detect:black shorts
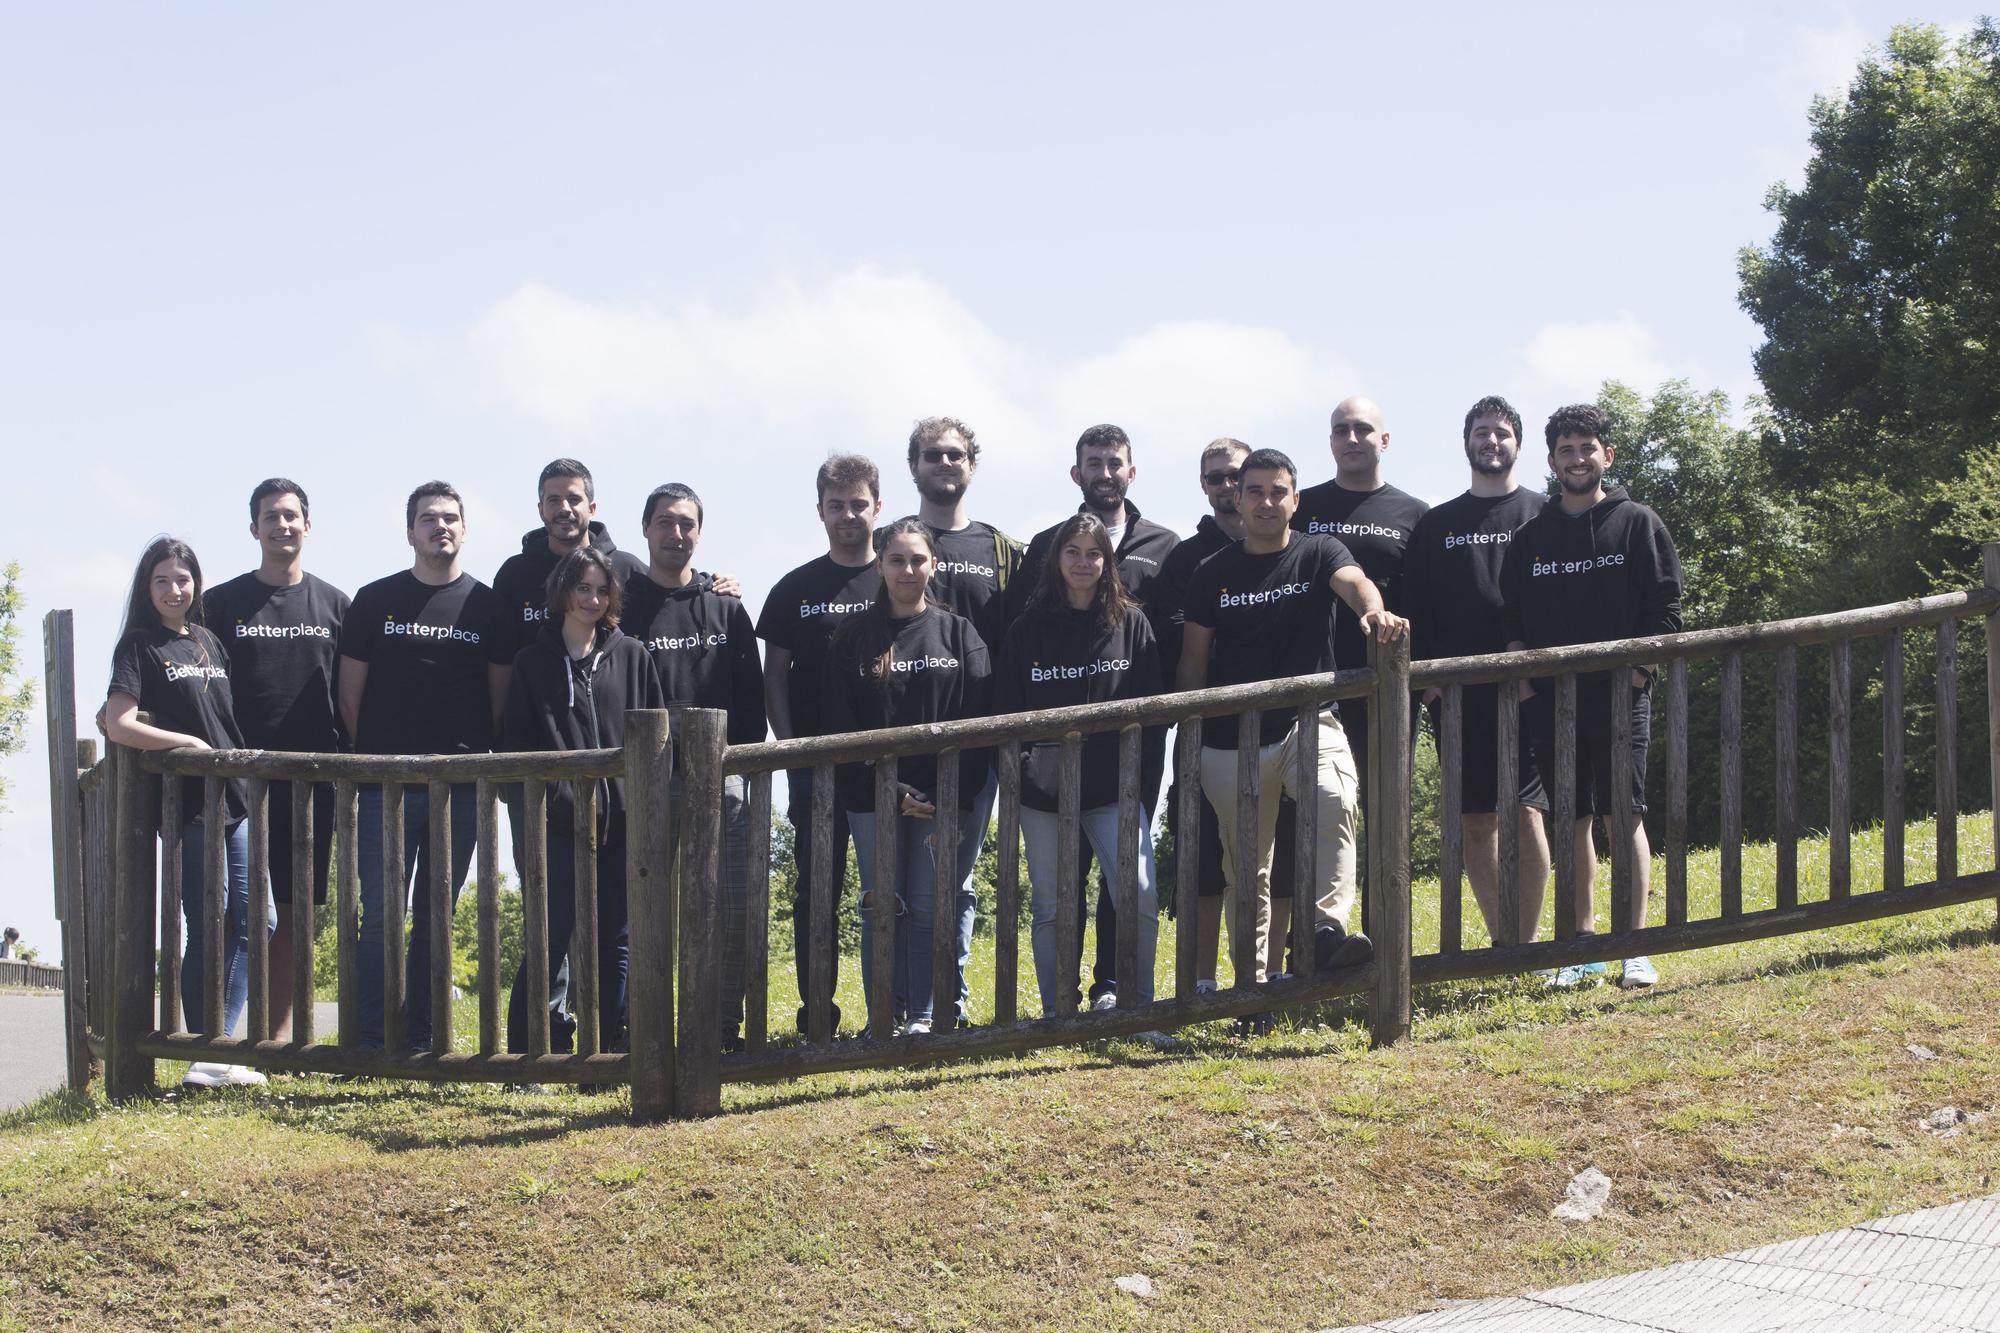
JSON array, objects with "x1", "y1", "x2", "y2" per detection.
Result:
[
  {"x1": 267, "y1": 779, "x2": 335, "y2": 906},
  {"x1": 1425, "y1": 683, "x2": 1550, "y2": 815},
  {"x1": 1167, "y1": 783, "x2": 1297, "y2": 901},
  {"x1": 1523, "y1": 677, "x2": 1651, "y2": 819}
]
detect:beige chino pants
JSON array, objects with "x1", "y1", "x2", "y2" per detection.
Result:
[{"x1": 1198, "y1": 707, "x2": 1360, "y2": 982}]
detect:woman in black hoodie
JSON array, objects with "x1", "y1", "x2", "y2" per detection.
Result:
[
  {"x1": 502, "y1": 546, "x2": 665, "y2": 1055},
  {"x1": 995, "y1": 512, "x2": 1166, "y2": 1016},
  {"x1": 823, "y1": 518, "x2": 991, "y2": 1035}
]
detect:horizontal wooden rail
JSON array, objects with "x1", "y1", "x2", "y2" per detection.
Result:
[
  {"x1": 725, "y1": 666, "x2": 1379, "y2": 775},
  {"x1": 722, "y1": 965, "x2": 1376, "y2": 1083},
  {"x1": 142, "y1": 747, "x2": 623, "y2": 784},
  {"x1": 1410, "y1": 588, "x2": 1999, "y2": 689},
  {"x1": 1412, "y1": 871, "x2": 2000, "y2": 985},
  {"x1": 135, "y1": 1033, "x2": 630, "y2": 1084}
]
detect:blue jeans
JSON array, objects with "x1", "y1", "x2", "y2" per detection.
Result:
[
  {"x1": 357, "y1": 782, "x2": 478, "y2": 1050},
  {"x1": 848, "y1": 774, "x2": 992, "y2": 1027},
  {"x1": 508, "y1": 817, "x2": 629, "y2": 1054},
  {"x1": 1021, "y1": 804, "x2": 1158, "y2": 1016},
  {"x1": 176, "y1": 818, "x2": 273, "y2": 1037}
]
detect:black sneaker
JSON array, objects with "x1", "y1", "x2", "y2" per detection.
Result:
[
  {"x1": 721, "y1": 1032, "x2": 745, "y2": 1055},
  {"x1": 794, "y1": 1003, "x2": 843, "y2": 1035},
  {"x1": 1315, "y1": 923, "x2": 1374, "y2": 972},
  {"x1": 1234, "y1": 1011, "x2": 1274, "y2": 1037}
]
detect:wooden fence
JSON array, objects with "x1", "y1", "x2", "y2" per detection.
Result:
[{"x1": 41, "y1": 547, "x2": 2000, "y2": 1121}]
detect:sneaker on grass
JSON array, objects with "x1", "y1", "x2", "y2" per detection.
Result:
[
  {"x1": 1547, "y1": 961, "x2": 1608, "y2": 989},
  {"x1": 1619, "y1": 956, "x2": 1658, "y2": 988},
  {"x1": 903, "y1": 1018, "x2": 932, "y2": 1037},
  {"x1": 1091, "y1": 991, "x2": 1119, "y2": 1012}
]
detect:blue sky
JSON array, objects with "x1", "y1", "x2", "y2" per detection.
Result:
[{"x1": 0, "y1": 3, "x2": 1970, "y2": 960}]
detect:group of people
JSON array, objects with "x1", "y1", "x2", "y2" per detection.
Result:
[{"x1": 102, "y1": 392, "x2": 1683, "y2": 1086}]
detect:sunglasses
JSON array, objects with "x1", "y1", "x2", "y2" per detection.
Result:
[
  {"x1": 921, "y1": 448, "x2": 969, "y2": 464},
  {"x1": 1202, "y1": 468, "x2": 1241, "y2": 487}
]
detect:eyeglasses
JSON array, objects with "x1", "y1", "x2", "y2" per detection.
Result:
[
  {"x1": 921, "y1": 448, "x2": 969, "y2": 464},
  {"x1": 1202, "y1": 469, "x2": 1241, "y2": 487}
]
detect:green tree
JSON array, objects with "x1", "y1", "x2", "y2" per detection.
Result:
[
  {"x1": 0, "y1": 562, "x2": 35, "y2": 813},
  {"x1": 1738, "y1": 21, "x2": 2000, "y2": 606}
]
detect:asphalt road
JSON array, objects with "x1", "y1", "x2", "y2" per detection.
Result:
[{"x1": 0, "y1": 992, "x2": 340, "y2": 1110}]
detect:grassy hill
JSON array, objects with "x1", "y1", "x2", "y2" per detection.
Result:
[{"x1": 2, "y1": 818, "x2": 1995, "y2": 1330}]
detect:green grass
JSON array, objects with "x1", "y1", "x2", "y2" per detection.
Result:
[{"x1": 4, "y1": 814, "x2": 1995, "y2": 1330}]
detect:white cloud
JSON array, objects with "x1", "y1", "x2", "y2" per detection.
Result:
[
  {"x1": 385, "y1": 264, "x2": 1355, "y2": 536},
  {"x1": 1523, "y1": 312, "x2": 1674, "y2": 400}
]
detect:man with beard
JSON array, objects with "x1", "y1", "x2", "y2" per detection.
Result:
[
  {"x1": 883, "y1": 416, "x2": 1025, "y2": 654},
  {"x1": 493, "y1": 459, "x2": 647, "y2": 655},
  {"x1": 1014, "y1": 423, "x2": 1179, "y2": 1010},
  {"x1": 1151, "y1": 437, "x2": 1304, "y2": 990},
  {"x1": 1503, "y1": 403, "x2": 1682, "y2": 989},
  {"x1": 624, "y1": 482, "x2": 765, "y2": 1047},
  {"x1": 1403, "y1": 396, "x2": 1553, "y2": 946},
  {"x1": 757, "y1": 453, "x2": 884, "y2": 1032},
  {"x1": 1292, "y1": 397, "x2": 1429, "y2": 817},
  {"x1": 1179, "y1": 448, "x2": 1406, "y2": 990}
]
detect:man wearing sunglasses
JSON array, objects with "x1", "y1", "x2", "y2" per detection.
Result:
[{"x1": 884, "y1": 416, "x2": 1025, "y2": 653}]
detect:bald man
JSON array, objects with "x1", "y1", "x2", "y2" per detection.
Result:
[{"x1": 1292, "y1": 396, "x2": 1429, "y2": 846}]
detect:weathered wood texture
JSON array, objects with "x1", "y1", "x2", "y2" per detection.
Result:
[
  {"x1": 674, "y1": 709, "x2": 728, "y2": 1118},
  {"x1": 1884, "y1": 628, "x2": 1906, "y2": 893},
  {"x1": 41, "y1": 610, "x2": 92, "y2": 1090},
  {"x1": 1437, "y1": 685, "x2": 1463, "y2": 955},
  {"x1": 624, "y1": 710, "x2": 676, "y2": 1124},
  {"x1": 1367, "y1": 636, "x2": 1412, "y2": 1049},
  {"x1": 1828, "y1": 639, "x2": 1852, "y2": 901},
  {"x1": 108, "y1": 742, "x2": 157, "y2": 1099},
  {"x1": 1936, "y1": 619, "x2": 1958, "y2": 883},
  {"x1": 992, "y1": 745, "x2": 1022, "y2": 1024}
]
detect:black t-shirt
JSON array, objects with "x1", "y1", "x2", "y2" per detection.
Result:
[
  {"x1": 1148, "y1": 514, "x2": 1235, "y2": 682},
  {"x1": 994, "y1": 604, "x2": 1165, "y2": 811},
  {"x1": 108, "y1": 623, "x2": 248, "y2": 823},
  {"x1": 623, "y1": 575, "x2": 766, "y2": 746},
  {"x1": 340, "y1": 571, "x2": 513, "y2": 755},
  {"x1": 1183, "y1": 533, "x2": 1356, "y2": 748},
  {"x1": 821, "y1": 606, "x2": 990, "y2": 812},
  {"x1": 1403, "y1": 488, "x2": 1544, "y2": 663},
  {"x1": 878, "y1": 519, "x2": 1023, "y2": 652},
  {"x1": 755, "y1": 555, "x2": 882, "y2": 739},
  {"x1": 1292, "y1": 481, "x2": 1429, "y2": 668},
  {"x1": 202, "y1": 571, "x2": 349, "y2": 752}
]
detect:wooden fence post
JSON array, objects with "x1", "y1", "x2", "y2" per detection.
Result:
[
  {"x1": 1367, "y1": 635, "x2": 1412, "y2": 1049},
  {"x1": 106, "y1": 741, "x2": 157, "y2": 1099},
  {"x1": 674, "y1": 708, "x2": 728, "y2": 1119},
  {"x1": 626, "y1": 709, "x2": 676, "y2": 1124},
  {"x1": 1984, "y1": 543, "x2": 2000, "y2": 937},
  {"x1": 42, "y1": 610, "x2": 92, "y2": 1091}
]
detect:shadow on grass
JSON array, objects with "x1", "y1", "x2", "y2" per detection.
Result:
[{"x1": 0, "y1": 1086, "x2": 102, "y2": 1134}]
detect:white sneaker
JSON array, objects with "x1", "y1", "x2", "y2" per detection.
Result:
[
  {"x1": 182, "y1": 1062, "x2": 228, "y2": 1088},
  {"x1": 219, "y1": 1064, "x2": 268, "y2": 1087},
  {"x1": 904, "y1": 1018, "x2": 932, "y2": 1036},
  {"x1": 1194, "y1": 979, "x2": 1218, "y2": 996},
  {"x1": 1091, "y1": 992, "x2": 1119, "y2": 1012}
]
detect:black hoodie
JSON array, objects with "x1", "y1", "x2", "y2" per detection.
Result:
[
  {"x1": 1147, "y1": 513, "x2": 1235, "y2": 681},
  {"x1": 1016, "y1": 500, "x2": 1179, "y2": 632},
  {"x1": 994, "y1": 603, "x2": 1166, "y2": 812},
  {"x1": 821, "y1": 605, "x2": 991, "y2": 813},
  {"x1": 502, "y1": 623, "x2": 665, "y2": 825},
  {"x1": 493, "y1": 524, "x2": 649, "y2": 654},
  {"x1": 1500, "y1": 485, "x2": 1683, "y2": 689}
]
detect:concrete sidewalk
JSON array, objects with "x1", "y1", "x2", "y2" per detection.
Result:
[{"x1": 1336, "y1": 1193, "x2": 2000, "y2": 1332}]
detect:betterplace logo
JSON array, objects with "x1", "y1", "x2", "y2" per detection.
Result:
[
  {"x1": 235, "y1": 623, "x2": 333, "y2": 639},
  {"x1": 383, "y1": 616, "x2": 481, "y2": 644},
  {"x1": 1030, "y1": 658, "x2": 1130, "y2": 683}
]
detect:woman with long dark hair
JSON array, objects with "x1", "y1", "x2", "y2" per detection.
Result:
[
  {"x1": 995, "y1": 512, "x2": 1165, "y2": 1016},
  {"x1": 823, "y1": 518, "x2": 991, "y2": 1035},
  {"x1": 501, "y1": 545, "x2": 664, "y2": 1059},
  {"x1": 104, "y1": 536, "x2": 272, "y2": 1089}
]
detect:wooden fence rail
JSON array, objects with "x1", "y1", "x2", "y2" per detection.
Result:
[{"x1": 40, "y1": 551, "x2": 2000, "y2": 1122}]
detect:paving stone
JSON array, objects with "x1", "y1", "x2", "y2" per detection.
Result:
[{"x1": 1327, "y1": 1194, "x2": 2000, "y2": 1333}]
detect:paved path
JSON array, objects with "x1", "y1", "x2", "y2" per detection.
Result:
[
  {"x1": 0, "y1": 994, "x2": 341, "y2": 1111},
  {"x1": 1336, "y1": 1193, "x2": 2000, "y2": 1331}
]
